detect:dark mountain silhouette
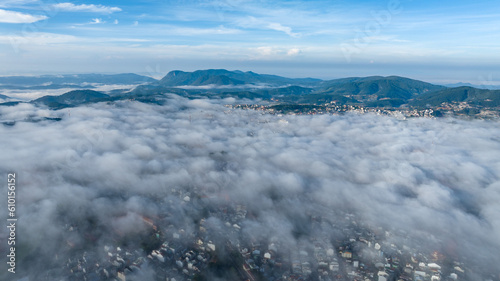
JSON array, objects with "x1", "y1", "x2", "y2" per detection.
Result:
[
  {"x1": 410, "y1": 86, "x2": 500, "y2": 107},
  {"x1": 318, "y1": 76, "x2": 444, "y2": 100},
  {"x1": 159, "y1": 69, "x2": 321, "y2": 87},
  {"x1": 32, "y1": 90, "x2": 110, "y2": 109}
]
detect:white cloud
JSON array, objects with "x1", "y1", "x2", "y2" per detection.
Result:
[
  {"x1": 267, "y1": 22, "x2": 299, "y2": 38},
  {"x1": 237, "y1": 16, "x2": 301, "y2": 38},
  {"x1": 114, "y1": 19, "x2": 119, "y2": 25},
  {"x1": 0, "y1": 8, "x2": 48, "y2": 23},
  {"x1": 256, "y1": 46, "x2": 277, "y2": 56},
  {"x1": 0, "y1": 32, "x2": 77, "y2": 45},
  {"x1": 0, "y1": 88, "x2": 79, "y2": 101},
  {"x1": 90, "y1": 18, "x2": 103, "y2": 24},
  {"x1": 252, "y1": 46, "x2": 302, "y2": 58},
  {"x1": 54, "y1": 3, "x2": 122, "y2": 14},
  {"x1": 287, "y1": 48, "x2": 301, "y2": 56},
  {"x1": 0, "y1": 32, "x2": 151, "y2": 56}
]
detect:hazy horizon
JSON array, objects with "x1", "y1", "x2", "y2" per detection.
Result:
[{"x1": 2, "y1": 68, "x2": 500, "y2": 88}]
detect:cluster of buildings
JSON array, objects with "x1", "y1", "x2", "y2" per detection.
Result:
[
  {"x1": 435, "y1": 102, "x2": 500, "y2": 118},
  {"x1": 51, "y1": 186, "x2": 493, "y2": 281},
  {"x1": 63, "y1": 244, "x2": 147, "y2": 281},
  {"x1": 339, "y1": 105, "x2": 436, "y2": 119},
  {"x1": 228, "y1": 104, "x2": 438, "y2": 118},
  {"x1": 228, "y1": 103, "x2": 500, "y2": 119}
]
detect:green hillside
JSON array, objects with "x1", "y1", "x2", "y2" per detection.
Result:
[
  {"x1": 318, "y1": 76, "x2": 444, "y2": 101},
  {"x1": 32, "y1": 90, "x2": 110, "y2": 109},
  {"x1": 410, "y1": 86, "x2": 500, "y2": 107}
]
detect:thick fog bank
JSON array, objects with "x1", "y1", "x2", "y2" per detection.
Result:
[{"x1": 0, "y1": 96, "x2": 499, "y2": 280}]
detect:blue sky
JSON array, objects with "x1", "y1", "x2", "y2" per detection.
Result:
[{"x1": 0, "y1": 0, "x2": 499, "y2": 83}]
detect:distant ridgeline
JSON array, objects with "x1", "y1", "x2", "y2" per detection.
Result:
[{"x1": 1, "y1": 70, "x2": 499, "y2": 115}]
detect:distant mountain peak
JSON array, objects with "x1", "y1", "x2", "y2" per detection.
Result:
[{"x1": 159, "y1": 69, "x2": 321, "y2": 87}]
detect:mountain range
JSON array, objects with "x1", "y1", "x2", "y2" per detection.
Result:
[
  {"x1": 158, "y1": 69, "x2": 321, "y2": 87},
  {"x1": 411, "y1": 86, "x2": 500, "y2": 107},
  {"x1": 1, "y1": 69, "x2": 499, "y2": 110}
]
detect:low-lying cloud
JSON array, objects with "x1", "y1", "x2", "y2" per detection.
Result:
[{"x1": 0, "y1": 96, "x2": 499, "y2": 280}]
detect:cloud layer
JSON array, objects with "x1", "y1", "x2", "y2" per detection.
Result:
[
  {"x1": 0, "y1": 96, "x2": 499, "y2": 279},
  {"x1": 0, "y1": 9, "x2": 48, "y2": 23},
  {"x1": 53, "y1": 3, "x2": 122, "y2": 14}
]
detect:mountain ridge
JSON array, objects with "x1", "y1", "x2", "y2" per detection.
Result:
[
  {"x1": 1, "y1": 70, "x2": 499, "y2": 113},
  {"x1": 159, "y1": 69, "x2": 321, "y2": 87},
  {"x1": 314, "y1": 76, "x2": 444, "y2": 105},
  {"x1": 410, "y1": 86, "x2": 500, "y2": 107},
  {"x1": 32, "y1": 90, "x2": 110, "y2": 109}
]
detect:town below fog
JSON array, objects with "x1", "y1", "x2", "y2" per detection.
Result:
[
  {"x1": 62, "y1": 191, "x2": 471, "y2": 281},
  {"x1": 230, "y1": 102, "x2": 500, "y2": 119}
]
